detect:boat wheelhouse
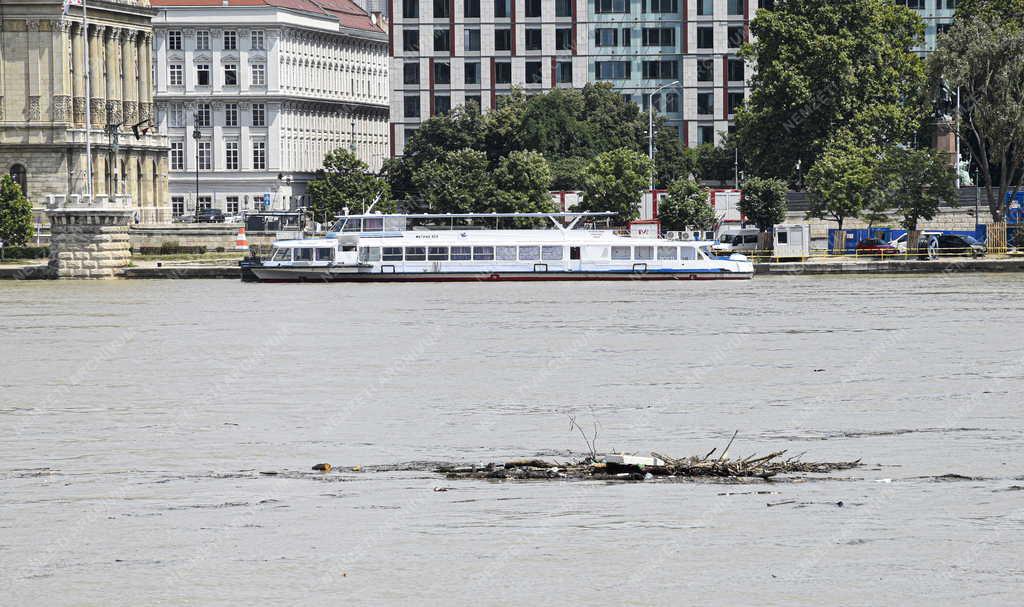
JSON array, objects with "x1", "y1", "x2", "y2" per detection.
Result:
[{"x1": 242, "y1": 212, "x2": 754, "y2": 282}]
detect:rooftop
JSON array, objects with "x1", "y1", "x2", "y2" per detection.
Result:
[{"x1": 150, "y1": 0, "x2": 383, "y2": 33}]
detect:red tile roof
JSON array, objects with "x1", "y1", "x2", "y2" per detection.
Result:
[{"x1": 151, "y1": 0, "x2": 384, "y2": 33}]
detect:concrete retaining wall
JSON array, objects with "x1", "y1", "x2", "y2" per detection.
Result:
[{"x1": 128, "y1": 225, "x2": 277, "y2": 251}]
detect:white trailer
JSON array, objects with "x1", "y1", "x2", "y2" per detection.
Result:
[{"x1": 773, "y1": 224, "x2": 810, "y2": 259}]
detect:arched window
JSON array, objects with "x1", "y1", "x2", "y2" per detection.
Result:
[{"x1": 9, "y1": 164, "x2": 27, "y2": 197}]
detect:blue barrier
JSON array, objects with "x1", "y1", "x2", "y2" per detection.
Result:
[
  {"x1": 827, "y1": 225, "x2": 988, "y2": 253},
  {"x1": 1007, "y1": 191, "x2": 1023, "y2": 225}
]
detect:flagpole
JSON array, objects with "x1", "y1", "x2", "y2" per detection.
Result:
[{"x1": 82, "y1": 0, "x2": 93, "y2": 202}]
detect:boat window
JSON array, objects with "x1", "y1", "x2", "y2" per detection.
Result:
[
  {"x1": 451, "y1": 246, "x2": 472, "y2": 260},
  {"x1": 698, "y1": 245, "x2": 713, "y2": 259},
  {"x1": 719, "y1": 234, "x2": 733, "y2": 244},
  {"x1": 342, "y1": 218, "x2": 362, "y2": 232},
  {"x1": 382, "y1": 247, "x2": 403, "y2": 261},
  {"x1": 363, "y1": 217, "x2": 384, "y2": 232},
  {"x1": 405, "y1": 247, "x2": 427, "y2": 261},
  {"x1": 359, "y1": 247, "x2": 381, "y2": 262},
  {"x1": 634, "y1": 246, "x2": 653, "y2": 260},
  {"x1": 496, "y1": 246, "x2": 516, "y2": 261},
  {"x1": 271, "y1": 247, "x2": 292, "y2": 261},
  {"x1": 473, "y1": 246, "x2": 495, "y2": 260},
  {"x1": 384, "y1": 216, "x2": 407, "y2": 232},
  {"x1": 680, "y1": 246, "x2": 697, "y2": 260},
  {"x1": 657, "y1": 246, "x2": 678, "y2": 260},
  {"x1": 541, "y1": 246, "x2": 563, "y2": 260},
  {"x1": 428, "y1": 246, "x2": 449, "y2": 261},
  {"x1": 518, "y1": 246, "x2": 540, "y2": 260},
  {"x1": 316, "y1": 247, "x2": 335, "y2": 261},
  {"x1": 583, "y1": 246, "x2": 608, "y2": 260},
  {"x1": 611, "y1": 246, "x2": 631, "y2": 260},
  {"x1": 294, "y1": 248, "x2": 314, "y2": 261}
]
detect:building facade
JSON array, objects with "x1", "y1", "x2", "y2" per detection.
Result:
[
  {"x1": 388, "y1": 0, "x2": 956, "y2": 157},
  {"x1": 0, "y1": 0, "x2": 170, "y2": 223},
  {"x1": 152, "y1": 0, "x2": 389, "y2": 217}
]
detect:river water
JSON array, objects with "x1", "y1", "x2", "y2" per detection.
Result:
[{"x1": 1, "y1": 275, "x2": 1022, "y2": 605}]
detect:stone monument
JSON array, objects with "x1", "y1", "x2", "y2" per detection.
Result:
[{"x1": 46, "y1": 195, "x2": 133, "y2": 279}]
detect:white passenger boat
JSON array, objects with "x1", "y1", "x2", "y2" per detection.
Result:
[{"x1": 242, "y1": 212, "x2": 754, "y2": 282}]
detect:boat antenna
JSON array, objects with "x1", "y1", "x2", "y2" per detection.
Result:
[{"x1": 364, "y1": 190, "x2": 384, "y2": 214}]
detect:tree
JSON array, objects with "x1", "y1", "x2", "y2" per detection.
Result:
[
  {"x1": 694, "y1": 141, "x2": 737, "y2": 184},
  {"x1": 491, "y1": 150, "x2": 556, "y2": 214},
  {"x1": 737, "y1": 0, "x2": 926, "y2": 184},
  {"x1": 955, "y1": 0, "x2": 1024, "y2": 20},
  {"x1": 306, "y1": 149, "x2": 390, "y2": 222},
  {"x1": 549, "y1": 156, "x2": 589, "y2": 191},
  {"x1": 929, "y1": 14, "x2": 1024, "y2": 222},
  {"x1": 0, "y1": 175, "x2": 33, "y2": 247},
  {"x1": 653, "y1": 120, "x2": 697, "y2": 189},
  {"x1": 658, "y1": 178, "x2": 715, "y2": 232},
  {"x1": 739, "y1": 177, "x2": 788, "y2": 232},
  {"x1": 581, "y1": 148, "x2": 652, "y2": 222},
  {"x1": 805, "y1": 140, "x2": 881, "y2": 231},
  {"x1": 412, "y1": 148, "x2": 492, "y2": 213},
  {"x1": 880, "y1": 146, "x2": 958, "y2": 231}
]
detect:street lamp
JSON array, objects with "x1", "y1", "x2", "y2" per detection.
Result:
[
  {"x1": 192, "y1": 113, "x2": 201, "y2": 220},
  {"x1": 648, "y1": 80, "x2": 680, "y2": 193}
]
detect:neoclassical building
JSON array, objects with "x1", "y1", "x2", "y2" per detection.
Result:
[
  {"x1": 0, "y1": 0, "x2": 170, "y2": 223},
  {"x1": 151, "y1": 0, "x2": 389, "y2": 217}
]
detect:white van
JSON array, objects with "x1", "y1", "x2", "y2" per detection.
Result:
[{"x1": 713, "y1": 228, "x2": 760, "y2": 254}]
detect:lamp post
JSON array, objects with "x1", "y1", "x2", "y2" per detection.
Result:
[
  {"x1": 192, "y1": 113, "x2": 201, "y2": 220},
  {"x1": 648, "y1": 80, "x2": 680, "y2": 193}
]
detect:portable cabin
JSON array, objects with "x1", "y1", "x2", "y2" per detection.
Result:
[{"x1": 773, "y1": 224, "x2": 810, "y2": 260}]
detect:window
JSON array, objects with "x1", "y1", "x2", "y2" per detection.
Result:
[
  {"x1": 596, "y1": 0, "x2": 628, "y2": 13},
  {"x1": 171, "y1": 196, "x2": 185, "y2": 216},
  {"x1": 252, "y1": 140, "x2": 266, "y2": 170},
  {"x1": 196, "y1": 30, "x2": 210, "y2": 51},
  {"x1": 433, "y1": 29, "x2": 450, "y2": 52},
  {"x1": 403, "y1": 29, "x2": 420, "y2": 52},
  {"x1": 596, "y1": 28, "x2": 618, "y2": 47},
  {"x1": 168, "y1": 30, "x2": 182, "y2": 51},
  {"x1": 696, "y1": 0, "x2": 712, "y2": 15},
  {"x1": 698, "y1": 125, "x2": 715, "y2": 144},
  {"x1": 555, "y1": 28, "x2": 572, "y2": 50},
  {"x1": 666, "y1": 92, "x2": 679, "y2": 112},
  {"x1": 658, "y1": 246, "x2": 678, "y2": 260},
  {"x1": 728, "y1": 58, "x2": 744, "y2": 81},
  {"x1": 382, "y1": 247, "x2": 403, "y2": 261},
  {"x1": 226, "y1": 196, "x2": 240, "y2": 214},
  {"x1": 434, "y1": 94, "x2": 451, "y2": 115},
  {"x1": 555, "y1": 61, "x2": 572, "y2": 84},
  {"x1": 433, "y1": 0, "x2": 450, "y2": 17},
  {"x1": 465, "y1": 62, "x2": 480, "y2": 84},
  {"x1": 196, "y1": 63, "x2": 211, "y2": 86},
  {"x1": 451, "y1": 246, "x2": 471, "y2": 260},
  {"x1": 403, "y1": 0, "x2": 419, "y2": 18},
  {"x1": 170, "y1": 141, "x2": 184, "y2": 170},
  {"x1": 525, "y1": 28, "x2": 542, "y2": 51},
  {"x1": 169, "y1": 64, "x2": 183, "y2": 86},
  {"x1": 250, "y1": 30, "x2": 265, "y2": 50},
  {"x1": 252, "y1": 103, "x2": 265, "y2": 127},
  {"x1": 494, "y1": 0, "x2": 510, "y2": 17},
  {"x1": 621, "y1": 28, "x2": 632, "y2": 46},
  {"x1": 777, "y1": 231, "x2": 788, "y2": 244},
  {"x1": 728, "y1": 0, "x2": 744, "y2": 14},
  {"x1": 495, "y1": 29, "x2": 511, "y2": 51},
  {"x1": 359, "y1": 247, "x2": 381, "y2": 262},
  {"x1": 404, "y1": 62, "x2": 420, "y2": 85},
  {"x1": 643, "y1": 28, "x2": 675, "y2": 47},
  {"x1": 642, "y1": 60, "x2": 677, "y2": 79},
  {"x1": 634, "y1": 246, "x2": 653, "y2": 260},
  {"x1": 728, "y1": 26, "x2": 744, "y2": 48},
  {"x1": 272, "y1": 247, "x2": 292, "y2": 261},
  {"x1": 251, "y1": 63, "x2": 266, "y2": 86},
  {"x1": 518, "y1": 246, "x2": 540, "y2": 260},
  {"x1": 434, "y1": 61, "x2": 451, "y2": 84},
  {"x1": 405, "y1": 247, "x2": 427, "y2": 261},
  {"x1": 404, "y1": 95, "x2": 421, "y2": 117},
  {"x1": 496, "y1": 246, "x2": 516, "y2": 260},
  {"x1": 556, "y1": 0, "x2": 573, "y2": 17},
  {"x1": 697, "y1": 92, "x2": 714, "y2": 115},
  {"x1": 315, "y1": 247, "x2": 334, "y2": 261},
  {"x1": 541, "y1": 246, "x2": 564, "y2": 260},
  {"x1": 595, "y1": 61, "x2": 630, "y2": 80},
  {"x1": 697, "y1": 27, "x2": 713, "y2": 49},
  {"x1": 464, "y1": 0, "x2": 480, "y2": 17},
  {"x1": 428, "y1": 246, "x2": 449, "y2": 261},
  {"x1": 198, "y1": 141, "x2": 212, "y2": 170},
  {"x1": 728, "y1": 91, "x2": 744, "y2": 114},
  {"x1": 611, "y1": 246, "x2": 631, "y2": 260},
  {"x1": 225, "y1": 140, "x2": 239, "y2": 170},
  {"x1": 494, "y1": 61, "x2": 511, "y2": 84},
  {"x1": 196, "y1": 103, "x2": 211, "y2": 127},
  {"x1": 525, "y1": 0, "x2": 541, "y2": 17},
  {"x1": 525, "y1": 61, "x2": 542, "y2": 84},
  {"x1": 169, "y1": 104, "x2": 184, "y2": 127},
  {"x1": 198, "y1": 195, "x2": 212, "y2": 210},
  {"x1": 224, "y1": 63, "x2": 238, "y2": 86},
  {"x1": 465, "y1": 29, "x2": 481, "y2": 52},
  {"x1": 223, "y1": 30, "x2": 237, "y2": 50},
  {"x1": 472, "y1": 246, "x2": 494, "y2": 260},
  {"x1": 465, "y1": 94, "x2": 481, "y2": 108},
  {"x1": 758, "y1": 0, "x2": 775, "y2": 8},
  {"x1": 646, "y1": 0, "x2": 677, "y2": 12}
]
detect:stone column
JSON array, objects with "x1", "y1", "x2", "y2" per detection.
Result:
[
  {"x1": 72, "y1": 22, "x2": 86, "y2": 125},
  {"x1": 47, "y1": 202, "x2": 133, "y2": 279},
  {"x1": 122, "y1": 30, "x2": 138, "y2": 124},
  {"x1": 89, "y1": 25, "x2": 106, "y2": 127},
  {"x1": 140, "y1": 154, "x2": 155, "y2": 209},
  {"x1": 138, "y1": 33, "x2": 153, "y2": 120},
  {"x1": 93, "y1": 154, "x2": 106, "y2": 197},
  {"x1": 126, "y1": 153, "x2": 139, "y2": 208},
  {"x1": 105, "y1": 27, "x2": 121, "y2": 124},
  {"x1": 155, "y1": 154, "x2": 169, "y2": 223}
]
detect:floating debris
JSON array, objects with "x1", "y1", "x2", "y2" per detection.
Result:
[{"x1": 312, "y1": 463, "x2": 332, "y2": 472}]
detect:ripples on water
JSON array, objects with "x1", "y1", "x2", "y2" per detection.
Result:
[{"x1": 1, "y1": 275, "x2": 1023, "y2": 605}]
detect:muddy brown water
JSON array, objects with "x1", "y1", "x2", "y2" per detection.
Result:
[{"x1": 2, "y1": 275, "x2": 1023, "y2": 605}]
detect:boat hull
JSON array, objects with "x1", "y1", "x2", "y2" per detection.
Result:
[{"x1": 248, "y1": 265, "x2": 753, "y2": 283}]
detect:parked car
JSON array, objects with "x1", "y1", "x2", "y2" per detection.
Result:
[
  {"x1": 889, "y1": 231, "x2": 940, "y2": 253},
  {"x1": 931, "y1": 233, "x2": 987, "y2": 257},
  {"x1": 194, "y1": 208, "x2": 225, "y2": 223},
  {"x1": 855, "y1": 238, "x2": 899, "y2": 256}
]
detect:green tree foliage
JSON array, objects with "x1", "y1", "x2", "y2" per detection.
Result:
[
  {"x1": 653, "y1": 120, "x2": 697, "y2": 189},
  {"x1": 549, "y1": 156, "x2": 589, "y2": 191},
  {"x1": 879, "y1": 146, "x2": 958, "y2": 231},
  {"x1": 491, "y1": 151, "x2": 556, "y2": 214},
  {"x1": 928, "y1": 14, "x2": 1024, "y2": 221},
  {"x1": 581, "y1": 149, "x2": 652, "y2": 222},
  {"x1": 739, "y1": 177, "x2": 788, "y2": 232},
  {"x1": 412, "y1": 149, "x2": 492, "y2": 213},
  {"x1": 307, "y1": 149, "x2": 391, "y2": 222},
  {"x1": 694, "y1": 141, "x2": 737, "y2": 184},
  {"x1": 805, "y1": 140, "x2": 881, "y2": 231},
  {"x1": 737, "y1": 0, "x2": 926, "y2": 184},
  {"x1": 0, "y1": 175, "x2": 34, "y2": 247},
  {"x1": 956, "y1": 0, "x2": 1024, "y2": 20},
  {"x1": 658, "y1": 178, "x2": 715, "y2": 231}
]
